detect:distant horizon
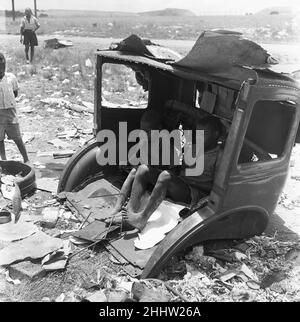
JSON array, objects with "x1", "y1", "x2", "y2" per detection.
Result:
[
  {"x1": 2, "y1": 6, "x2": 299, "y2": 16},
  {"x1": 1, "y1": 0, "x2": 299, "y2": 16}
]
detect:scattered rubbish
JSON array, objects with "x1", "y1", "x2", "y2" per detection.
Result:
[
  {"x1": 1, "y1": 184, "x2": 15, "y2": 200},
  {"x1": 231, "y1": 287, "x2": 256, "y2": 302},
  {"x1": 134, "y1": 201, "x2": 183, "y2": 250},
  {"x1": 36, "y1": 178, "x2": 59, "y2": 194},
  {"x1": 22, "y1": 133, "x2": 35, "y2": 144},
  {"x1": 41, "y1": 208, "x2": 59, "y2": 228},
  {"x1": 132, "y1": 281, "x2": 171, "y2": 302},
  {"x1": 260, "y1": 271, "x2": 288, "y2": 289},
  {"x1": 44, "y1": 38, "x2": 73, "y2": 49},
  {"x1": 0, "y1": 231, "x2": 63, "y2": 266},
  {"x1": 85, "y1": 59, "x2": 93, "y2": 68},
  {"x1": 53, "y1": 150, "x2": 75, "y2": 159},
  {"x1": 48, "y1": 138, "x2": 71, "y2": 150}
]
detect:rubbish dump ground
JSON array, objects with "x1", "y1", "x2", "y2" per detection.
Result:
[{"x1": 0, "y1": 35, "x2": 299, "y2": 302}]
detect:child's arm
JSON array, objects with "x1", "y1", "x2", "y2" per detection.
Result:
[
  {"x1": 10, "y1": 74, "x2": 19, "y2": 98},
  {"x1": 34, "y1": 17, "x2": 40, "y2": 32},
  {"x1": 20, "y1": 19, "x2": 24, "y2": 43}
]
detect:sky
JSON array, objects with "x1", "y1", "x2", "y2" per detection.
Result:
[{"x1": 1, "y1": 0, "x2": 300, "y2": 15}]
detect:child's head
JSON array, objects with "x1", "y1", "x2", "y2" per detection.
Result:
[
  {"x1": 25, "y1": 7, "x2": 32, "y2": 18},
  {"x1": 140, "y1": 110, "x2": 162, "y2": 132},
  {"x1": 0, "y1": 53, "x2": 6, "y2": 80}
]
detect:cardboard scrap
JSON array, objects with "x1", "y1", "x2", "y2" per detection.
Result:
[
  {"x1": 134, "y1": 201, "x2": 184, "y2": 250},
  {"x1": 0, "y1": 231, "x2": 63, "y2": 266},
  {"x1": 0, "y1": 220, "x2": 38, "y2": 242},
  {"x1": 48, "y1": 138, "x2": 71, "y2": 150},
  {"x1": 36, "y1": 178, "x2": 59, "y2": 194}
]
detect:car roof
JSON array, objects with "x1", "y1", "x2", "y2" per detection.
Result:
[{"x1": 96, "y1": 50, "x2": 299, "y2": 91}]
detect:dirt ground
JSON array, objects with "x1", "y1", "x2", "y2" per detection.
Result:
[{"x1": 0, "y1": 34, "x2": 299, "y2": 302}]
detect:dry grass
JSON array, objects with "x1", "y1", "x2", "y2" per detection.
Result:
[{"x1": 5, "y1": 246, "x2": 116, "y2": 302}]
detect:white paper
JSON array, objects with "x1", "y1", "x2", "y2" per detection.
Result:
[{"x1": 134, "y1": 201, "x2": 185, "y2": 250}]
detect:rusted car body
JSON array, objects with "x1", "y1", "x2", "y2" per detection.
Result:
[{"x1": 58, "y1": 33, "x2": 300, "y2": 277}]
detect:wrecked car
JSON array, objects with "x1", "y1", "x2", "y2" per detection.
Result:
[{"x1": 57, "y1": 31, "x2": 300, "y2": 278}]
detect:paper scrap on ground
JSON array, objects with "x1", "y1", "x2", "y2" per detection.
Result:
[
  {"x1": 1, "y1": 184, "x2": 15, "y2": 200},
  {"x1": 48, "y1": 138, "x2": 71, "y2": 150},
  {"x1": 0, "y1": 231, "x2": 63, "y2": 266},
  {"x1": 0, "y1": 175, "x2": 16, "y2": 186},
  {"x1": 134, "y1": 201, "x2": 185, "y2": 250},
  {"x1": 0, "y1": 219, "x2": 38, "y2": 242},
  {"x1": 36, "y1": 178, "x2": 59, "y2": 193}
]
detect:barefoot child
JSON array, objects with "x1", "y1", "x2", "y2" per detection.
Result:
[
  {"x1": 0, "y1": 53, "x2": 29, "y2": 163},
  {"x1": 20, "y1": 8, "x2": 40, "y2": 64}
]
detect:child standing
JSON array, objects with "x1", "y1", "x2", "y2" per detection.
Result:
[
  {"x1": 0, "y1": 53, "x2": 29, "y2": 163},
  {"x1": 20, "y1": 8, "x2": 40, "y2": 64}
]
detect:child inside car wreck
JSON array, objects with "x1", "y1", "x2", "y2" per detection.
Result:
[{"x1": 101, "y1": 100, "x2": 224, "y2": 231}]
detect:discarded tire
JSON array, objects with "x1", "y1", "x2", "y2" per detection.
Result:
[{"x1": 0, "y1": 161, "x2": 36, "y2": 198}]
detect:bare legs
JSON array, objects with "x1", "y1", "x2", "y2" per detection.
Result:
[
  {"x1": 25, "y1": 45, "x2": 35, "y2": 63},
  {"x1": 107, "y1": 168, "x2": 137, "y2": 216},
  {"x1": 0, "y1": 139, "x2": 29, "y2": 163},
  {"x1": 30, "y1": 46, "x2": 34, "y2": 63},
  {"x1": 105, "y1": 165, "x2": 191, "y2": 231},
  {"x1": 0, "y1": 141, "x2": 6, "y2": 160},
  {"x1": 13, "y1": 138, "x2": 29, "y2": 163},
  {"x1": 25, "y1": 45, "x2": 29, "y2": 62}
]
